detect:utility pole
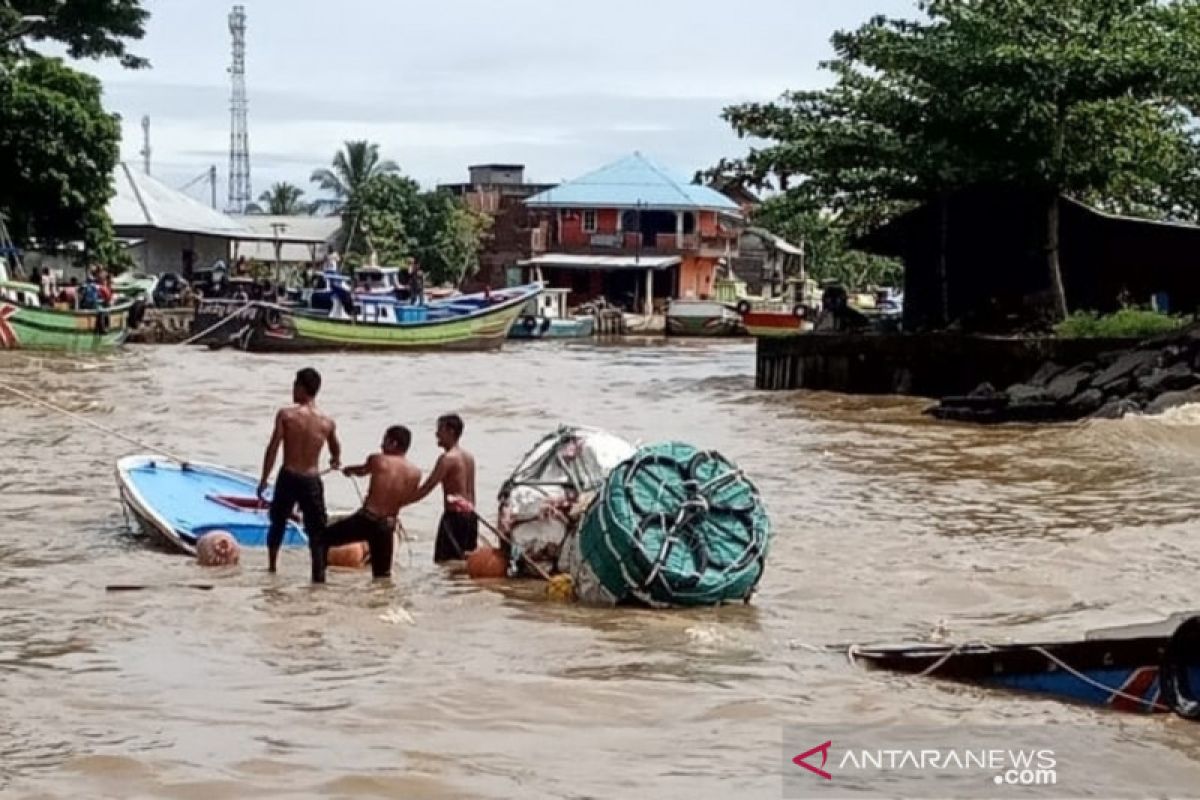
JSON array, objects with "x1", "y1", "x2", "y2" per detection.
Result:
[{"x1": 140, "y1": 116, "x2": 151, "y2": 174}]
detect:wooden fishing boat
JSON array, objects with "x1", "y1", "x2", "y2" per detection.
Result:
[
  {"x1": 198, "y1": 283, "x2": 542, "y2": 353},
  {"x1": 665, "y1": 299, "x2": 745, "y2": 337},
  {"x1": 0, "y1": 280, "x2": 133, "y2": 351},
  {"x1": 850, "y1": 616, "x2": 1200, "y2": 719},
  {"x1": 115, "y1": 456, "x2": 308, "y2": 556}
]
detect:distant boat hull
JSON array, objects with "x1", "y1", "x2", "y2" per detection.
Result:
[
  {"x1": 509, "y1": 314, "x2": 596, "y2": 340},
  {"x1": 0, "y1": 299, "x2": 132, "y2": 351},
  {"x1": 666, "y1": 301, "x2": 745, "y2": 337}
]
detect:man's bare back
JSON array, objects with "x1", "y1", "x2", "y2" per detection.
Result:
[
  {"x1": 362, "y1": 453, "x2": 422, "y2": 519},
  {"x1": 278, "y1": 404, "x2": 337, "y2": 476},
  {"x1": 435, "y1": 446, "x2": 476, "y2": 508}
]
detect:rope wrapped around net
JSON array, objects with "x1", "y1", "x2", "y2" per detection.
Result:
[{"x1": 572, "y1": 442, "x2": 771, "y2": 608}]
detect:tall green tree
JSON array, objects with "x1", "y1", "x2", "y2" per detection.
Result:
[
  {"x1": 0, "y1": 1, "x2": 148, "y2": 265},
  {"x1": 310, "y1": 140, "x2": 399, "y2": 209},
  {"x1": 413, "y1": 192, "x2": 492, "y2": 286},
  {"x1": 341, "y1": 173, "x2": 424, "y2": 265},
  {"x1": 2, "y1": 0, "x2": 149, "y2": 67},
  {"x1": 0, "y1": 58, "x2": 122, "y2": 249},
  {"x1": 713, "y1": 0, "x2": 1200, "y2": 319},
  {"x1": 256, "y1": 182, "x2": 307, "y2": 215}
]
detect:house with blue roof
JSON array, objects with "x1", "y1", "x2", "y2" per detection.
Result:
[{"x1": 519, "y1": 152, "x2": 743, "y2": 314}]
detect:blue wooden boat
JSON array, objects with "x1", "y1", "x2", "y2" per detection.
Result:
[
  {"x1": 850, "y1": 616, "x2": 1200, "y2": 719},
  {"x1": 115, "y1": 456, "x2": 307, "y2": 555}
]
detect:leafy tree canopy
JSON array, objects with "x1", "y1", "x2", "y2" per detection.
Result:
[
  {"x1": 711, "y1": 0, "x2": 1200, "y2": 301},
  {"x1": 3, "y1": 0, "x2": 150, "y2": 68}
]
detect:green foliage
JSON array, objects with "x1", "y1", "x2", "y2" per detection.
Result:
[
  {"x1": 3, "y1": 0, "x2": 149, "y2": 68},
  {"x1": 257, "y1": 182, "x2": 307, "y2": 215},
  {"x1": 342, "y1": 173, "x2": 424, "y2": 266},
  {"x1": 412, "y1": 192, "x2": 493, "y2": 287},
  {"x1": 711, "y1": 0, "x2": 1200, "y2": 306},
  {"x1": 752, "y1": 195, "x2": 901, "y2": 288},
  {"x1": 311, "y1": 140, "x2": 399, "y2": 206},
  {"x1": 0, "y1": 58, "x2": 122, "y2": 252},
  {"x1": 1054, "y1": 309, "x2": 1186, "y2": 339},
  {"x1": 339, "y1": 174, "x2": 490, "y2": 285}
]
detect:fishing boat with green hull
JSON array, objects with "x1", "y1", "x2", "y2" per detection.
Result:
[
  {"x1": 201, "y1": 283, "x2": 543, "y2": 353},
  {"x1": 0, "y1": 280, "x2": 133, "y2": 351}
]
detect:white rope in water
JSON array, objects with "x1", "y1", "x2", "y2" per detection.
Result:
[
  {"x1": 1030, "y1": 645, "x2": 1170, "y2": 712},
  {"x1": 0, "y1": 380, "x2": 188, "y2": 464}
]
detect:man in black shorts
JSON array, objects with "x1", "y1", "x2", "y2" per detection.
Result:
[
  {"x1": 257, "y1": 368, "x2": 342, "y2": 581},
  {"x1": 316, "y1": 425, "x2": 422, "y2": 582},
  {"x1": 412, "y1": 414, "x2": 478, "y2": 562}
]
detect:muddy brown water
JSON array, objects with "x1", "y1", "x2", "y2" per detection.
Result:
[{"x1": 3, "y1": 341, "x2": 1200, "y2": 798}]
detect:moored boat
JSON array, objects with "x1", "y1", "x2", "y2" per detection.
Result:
[
  {"x1": 665, "y1": 299, "x2": 745, "y2": 337},
  {"x1": 850, "y1": 616, "x2": 1200, "y2": 719},
  {"x1": 509, "y1": 288, "x2": 595, "y2": 340},
  {"x1": 116, "y1": 456, "x2": 307, "y2": 556},
  {"x1": 193, "y1": 283, "x2": 543, "y2": 353},
  {"x1": 0, "y1": 280, "x2": 133, "y2": 351}
]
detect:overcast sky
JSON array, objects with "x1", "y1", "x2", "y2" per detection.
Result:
[{"x1": 70, "y1": 0, "x2": 916, "y2": 207}]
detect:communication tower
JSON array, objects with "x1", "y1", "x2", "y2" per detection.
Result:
[
  {"x1": 227, "y1": 5, "x2": 251, "y2": 213},
  {"x1": 140, "y1": 115, "x2": 151, "y2": 174}
]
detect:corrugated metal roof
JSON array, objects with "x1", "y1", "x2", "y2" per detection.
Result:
[
  {"x1": 524, "y1": 152, "x2": 740, "y2": 212},
  {"x1": 109, "y1": 163, "x2": 254, "y2": 238},
  {"x1": 519, "y1": 254, "x2": 681, "y2": 271},
  {"x1": 232, "y1": 215, "x2": 341, "y2": 264}
]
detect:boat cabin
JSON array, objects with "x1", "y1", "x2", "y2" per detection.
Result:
[
  {"x1": 520, "y1": 287, "x2": 573, "y2": 320},
  {"x1": 351, "y1": 266, "x2": 404, "y2": 293}
]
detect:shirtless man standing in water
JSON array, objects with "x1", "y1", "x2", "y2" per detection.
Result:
[
  {"x1": 413, "y1": 414, "x2": 478, "y2": 562},
  {"x1": 315, "y1": 425, "x2": 422, "y2": 582},
  {"x1": 258, "y1": 367, "x2": 341, "y2": 581}
]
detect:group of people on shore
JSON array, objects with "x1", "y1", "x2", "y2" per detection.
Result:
[{"x1": 210, "y1": 367, "x2": 480, "y2": 582}]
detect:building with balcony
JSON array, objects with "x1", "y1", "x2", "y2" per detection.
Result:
[{"x1": 520, "y1": 152, "x2": 742, "y2": 313}]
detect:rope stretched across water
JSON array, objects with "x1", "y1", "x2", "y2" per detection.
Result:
[
  {"x1": 0, "y1": 379, "x2": 188, "y2": 464},
  {"x1": 178, "y1": 302, "x2": 264, "y2": 346}
]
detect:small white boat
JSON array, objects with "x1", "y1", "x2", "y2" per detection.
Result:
[
  {"x1": 509, "y1": 287, "x2": 595, "y2": 340},
  {"x1": 666, "y1": 299, "x2": 745, "y2": 337}
]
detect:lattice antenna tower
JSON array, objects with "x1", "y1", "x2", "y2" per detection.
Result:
[
  {"x1": 140, "y1": 115, "x2": 151, "y2": 174},
  {"x1": 227, "y1": 5, "x2": 251, "y2": 213}
]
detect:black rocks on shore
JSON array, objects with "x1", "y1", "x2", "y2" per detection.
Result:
[{"x1": 930, "y1": 327, "x2": 1200, "y2": 424}]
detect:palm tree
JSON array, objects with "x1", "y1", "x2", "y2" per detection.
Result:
[
  {"x1": 310, "y1": 140, "x2": 398, "y2": 206},
  {"x1": 257, "y1": 182, "x2": 307, "y2": 215}
]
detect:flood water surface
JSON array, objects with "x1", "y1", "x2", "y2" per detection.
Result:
[{"x1": 2, "y1": 341, "x2": 1200, "y2": 798}]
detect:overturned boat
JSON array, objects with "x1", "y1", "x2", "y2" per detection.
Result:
[{"x1": 851, "y1": 616, "x2": 1200, "y2": 720}]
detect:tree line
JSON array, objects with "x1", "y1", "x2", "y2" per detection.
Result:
[{"x1": 708, "y1": 0, "x2": 1200, "y2": 313}]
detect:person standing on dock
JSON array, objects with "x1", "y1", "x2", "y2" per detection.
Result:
[
  {"x1": 257, "y1": 367, "x2": 342, "y2": 580},
  {"x1": 412, "y1": 414, "x2": 478, "y2": 562},
  {"x1": 409, "y1": 265, "x2": 425, "y2": 306}
]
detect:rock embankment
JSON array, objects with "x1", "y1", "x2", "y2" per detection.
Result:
[{"x1": 930, "y1": 328, "x2": 1200, "y2": 423}]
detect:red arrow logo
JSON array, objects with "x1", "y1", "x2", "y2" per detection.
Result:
[
  {"x1": 793, "y1": 741, "x2": 833, "y2": 781},
  {"x1": 0, "y1": 303, "x2": 17, "y2": 348}
]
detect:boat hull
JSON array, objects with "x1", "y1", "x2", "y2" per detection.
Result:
[
  {"x1": 741, "y1": 310, "x2": 805, "y2": 338},
  {"x1": 227, "y1": 286, "x2": 541, "y2": 353},
  {"x1": 666, "y1": 302, "x2": 745, "y2": 337},
  {"x1": 852, "y1": 624, "x2": 1200, "y2": 716},
  {"x1": 116, "y1": 456, "x2": 308, "y2": 555},
  {"x1": 1, "y1": 300, "x2": 131, "y2": 351},
  {"x1": 509, "y1": 315, "x2": 596, "y2": 340}
]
